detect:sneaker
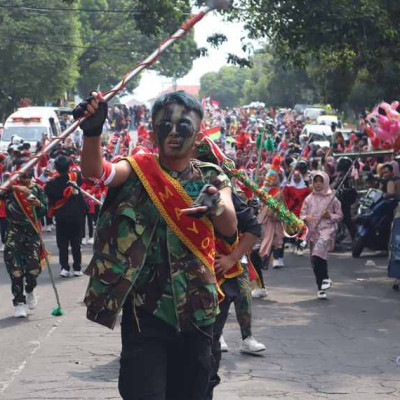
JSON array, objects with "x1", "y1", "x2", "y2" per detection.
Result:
[
  {"x1": 82, "y1": 237, "x2": 88, "y2": 246},
  {"x1": 321, "y1": 279, "x2": 332, "y2": 291},
  {"x1": 317, "y1": 290, "x2": 327, "y2": 299},
  {"x1": 87, "y1": 237, "x2": 94, "y2": 245},
  {"x1": 251, "y1": 288, "x2": 268, "y2": 298},
  {"x1": 14, "y1": 303, "x2": 27, "y2": 318},
  {"x1": 73, "y1": 270, "x2": 83, "y2": 277},
  {"x1": 220, "y1": 335, "x2": 229, "y2": 352},
  {"x1": 60, "y1": 269, "x2": 71, "y2": 278},
  {"x1": 272, "y1": 259, "x2": 281, "y2": 269},
  {"x1": 278, "y1": 258, "x2": 285, "y2": 267},
  {"x1": 26, "y1": 291, "x2": 37, "y2": 310},
  {"x1": 296, "y1": 248, "x2": 304, "y2": 256},
  {"x1": 45, "y1": 226, "x2": 52, "y2": 232},
  {"x1": 240, "y1": 336, "x2": 266, "y2": 355}
]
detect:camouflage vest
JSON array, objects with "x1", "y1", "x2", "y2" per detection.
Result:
[{"x1": 84, "y1": 159, "x2": 230, "y2": 330}]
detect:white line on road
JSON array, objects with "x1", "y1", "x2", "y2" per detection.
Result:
[{"x1": 0, "y1": 321, "x2": 62, "y2": 399}]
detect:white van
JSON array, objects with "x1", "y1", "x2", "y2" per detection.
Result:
[
  {"x1": 304, "y1": 107, "x2": 326, "y2": 121},
  {"x1": 2, "y1": 107, "x2": 61, "y2": 152},
  {"x1": 317, "y1": 115, "x2": 339, "y2": 126}
]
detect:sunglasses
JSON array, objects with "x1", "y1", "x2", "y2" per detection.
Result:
[{"x1": 154, "y1": 120, "x2": 195, "y2": 138}]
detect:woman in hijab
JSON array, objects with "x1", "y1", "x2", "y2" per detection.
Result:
[{"x1": 300, "y1": 171, "x2": 343, "y2": 299}]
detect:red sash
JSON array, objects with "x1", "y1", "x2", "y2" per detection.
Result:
[
  {"x1": 13, "y1": 187, "x2": 47, "y2": 267},
  {"x1": 48, "y1": 172, "x2": 78, "y2": 218},
  {"x1": 127, "y1": 154, "x2": 217, "y2": 275},
  {"x1": 215, "y1": 237, "x2": 243, "y2": 287}
]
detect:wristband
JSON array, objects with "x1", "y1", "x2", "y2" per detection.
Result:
[{"x1": 100, "y1": 160, "x2": 116, "y2": 186}]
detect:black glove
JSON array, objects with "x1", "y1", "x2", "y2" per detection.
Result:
[
  {"x1": 72, "y1": 95, "x2": 108, "y2": 137},
  {"x1": 190, "y1": 184, "x2": 223, "y2": 219}
]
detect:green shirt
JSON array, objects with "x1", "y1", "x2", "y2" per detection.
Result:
[{"x1": 84, "y1": 158, "x2": 231, "y2": 331}]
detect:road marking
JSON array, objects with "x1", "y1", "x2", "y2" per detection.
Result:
[{"x1": 0, "y1": 321, "x2": 61, "y2": 399}]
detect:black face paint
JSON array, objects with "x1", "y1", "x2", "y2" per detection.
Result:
[
  {"x1": 154, "y1": 120, "x2": 195, "y2": 145},
  {"x1": 153, "y1": 104, "x2": 199, "y2": 156}
]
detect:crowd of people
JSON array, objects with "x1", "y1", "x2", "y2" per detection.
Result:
[{"x1": 1, "y1": 90, "x2": 400, "y2": 399}]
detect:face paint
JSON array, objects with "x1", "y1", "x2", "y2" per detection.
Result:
[{"x1": 153, "y1": 104, "x2": 200, "y2": 159}]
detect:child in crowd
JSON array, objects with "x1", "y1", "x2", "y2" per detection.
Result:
[
  {"x1": 258, "y1": 158, "x2": 285, "y2": 269},
  {"x1": 300, "y1": 171, "x2": 343, "y2": 299}
]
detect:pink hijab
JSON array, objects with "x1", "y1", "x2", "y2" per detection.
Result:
[{"x1": 312, "y1": 171, "x2": 332, "y2": 196}]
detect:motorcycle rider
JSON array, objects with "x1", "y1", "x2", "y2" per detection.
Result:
[{"x1": 380, "y1": 164, "x2": 400, "y2": 200}]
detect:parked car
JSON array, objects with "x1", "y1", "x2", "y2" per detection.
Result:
[{"x1": 301, "y1": 124, "x2": 333, "y2": 148}]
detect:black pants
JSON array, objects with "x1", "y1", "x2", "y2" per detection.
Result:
[
  {"x1": 250, "y1": 249, "x2": 265, "y2": 288},
  {"x1": 55, "y1": 218, "x2": 82, "y2": 271},
  {"x1": 311, "y1": 255, "x2": 329, "y2": 290},
  {"x1": 0, "y1": 217, "x2": 7, "y2": 243},
  {"x1": 342, "y1": 206, "x2": 356, "y2": 239},
  {"x1": 119, "y1": 302, "x2": 212, "y2": 400},
  {"x1": 81, "y1": 213, "x2": 94, "y2": 238},
  {"x1": 205, "y1": 279, "x2": 241, "y2": 400}
]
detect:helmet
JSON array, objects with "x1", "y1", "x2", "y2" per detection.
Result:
[
  {"x1": 295, "y1": 159, "x2": 308, "y2": 175},
  {"x1": 337, "y1": 156, "x2": 352, "y2": 173}
]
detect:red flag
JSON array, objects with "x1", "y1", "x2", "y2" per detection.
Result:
[
  {"x1": 303, "y1": 145, "x2": 310, "y2": 159},
  {"x1": 201, "y1": 95, "x2": 206, "y2": 108}
]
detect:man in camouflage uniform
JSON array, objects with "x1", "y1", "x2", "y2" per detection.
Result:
[
  {"x1": 74, "y1": 91, "x2": 237, "y2": 400},
  {"x1": 194, "y1": 145, "x2": 265, "y2": 399},
  {"x1": 1, "y1": 170, "x2": 47, "y2": 318}
]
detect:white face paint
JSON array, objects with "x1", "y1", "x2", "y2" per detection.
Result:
[{"x1": 153, "y1": 104, "x2": 201, "y2": 160}]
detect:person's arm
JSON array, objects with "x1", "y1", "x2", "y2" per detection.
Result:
[
  {"x1": 30, "y1": 186, "x2": 47, "y2": 218},
  {"x1": 76, "y1": 92, "x2": 132, "y2": 187},
  {"x1": 215, "y1": 232, "x2": 258, "y2": 275},
  {"x1": 300, "y1": 196, "x2": 311, "y2": 222},
  {"x1": 384, "y1": 180, "x2": 396, "y2": 198},
  {"x1": 210, "y1": 186, "x2": 237, "y2": 237},
  {"x1": 323, "y1": 197, "x2": 343, "y2": 222}
]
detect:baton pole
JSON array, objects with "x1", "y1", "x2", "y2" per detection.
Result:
[{"x1": 0, "y1": 0, "x2": 230, "y2": 192}]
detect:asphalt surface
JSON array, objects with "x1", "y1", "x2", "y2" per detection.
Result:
[{"x1": 0, "y1": 234, "x2": 400, "y2": 400}]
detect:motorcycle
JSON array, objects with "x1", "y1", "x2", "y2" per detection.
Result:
[{"x1": 352, "y1": 188, "x2": 398, "y2": 257}]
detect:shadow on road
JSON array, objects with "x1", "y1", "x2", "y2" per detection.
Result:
[
  {"x1": 0, "y1": 315, "x2": 31, "y2": 329},
  {"x1": 69, "y1": 357, "x2": 119, "y2": 382}
]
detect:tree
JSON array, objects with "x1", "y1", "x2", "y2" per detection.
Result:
[
  {"x1": 76, "y1": 0, "x2": 199, "y2": 97},
  {"x1": 0, "y1": 0, "x2": 82, "y2": 119},
  {"x1": 225, "y1": 0, "x2": 400, "y2": 110},
  {"x1": 200, "y1": 66, "x2": 251, "y2": 107}
]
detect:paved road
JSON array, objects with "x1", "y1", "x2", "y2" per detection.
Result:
[{"x1": 0, "y1": 235, "x2": 399, "y2": 400}]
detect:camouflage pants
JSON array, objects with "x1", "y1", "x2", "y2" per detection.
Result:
[
  {"x1": 4, "y1": 224, "x2": 42, "y2": 306},
  {"x1": 233, "y1": 269, "x2": 252, "y2": 339}
]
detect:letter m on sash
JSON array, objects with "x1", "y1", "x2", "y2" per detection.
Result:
[{"x1": 159, "y1": 186, "x2": 174, "y2": 202}]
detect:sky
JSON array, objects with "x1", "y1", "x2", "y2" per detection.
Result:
[{"x1": 132, "y1": 12, "x2": 262, "y2": 103}]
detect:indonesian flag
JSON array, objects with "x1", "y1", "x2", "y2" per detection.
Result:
[{"x1": 211, "y1": 99, "x2": 220, "y2": 109}]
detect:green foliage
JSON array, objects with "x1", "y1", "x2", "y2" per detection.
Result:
[
  {"x1": 77, "y1": 0, "x2": 198, "y2": 97},
  {"x1": 200, "y1": 48, "x2": 318, "y2": 108},
  {"x1": 225, "y1": 0, "x2": 400, "y2": 111},
  {"x1": 0, "y1": 0, "x2": 199, "y2": 117},
  {"x1": 0, "y1": 0, "x2": 82, "y2": 118},
  {"x1": 200, "y1": 66, "x2": 251, "y2": 107}
]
